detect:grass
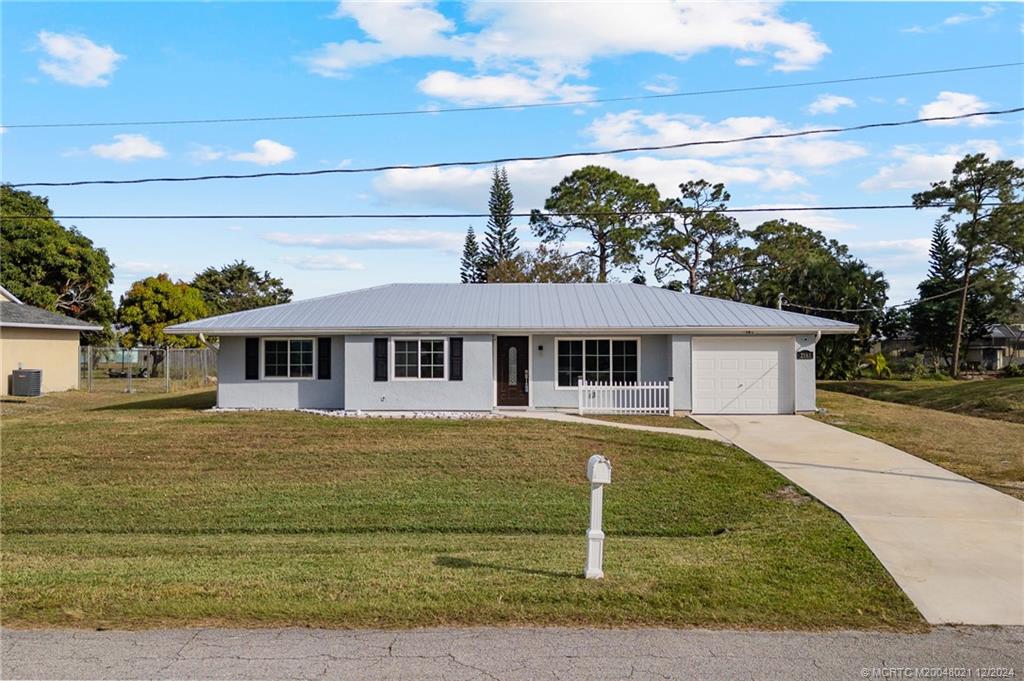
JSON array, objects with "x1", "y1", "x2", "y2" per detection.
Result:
[
  {"x1": 1, "y1": 389, "x2": 922, "y2": 630},
  {"x1": 815, "y1": 391, "x2": 1024, "y2": 501},
  {"x1": 585, "y1": 414, "x2": 706, "y2": 430},
  {"x1": 818, "y1": 377, "x2": 1024, "y2": 425}
]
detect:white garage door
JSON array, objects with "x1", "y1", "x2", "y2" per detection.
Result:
[{"x1": 692, "y1": 337, "x2": 794, "y2": 414}]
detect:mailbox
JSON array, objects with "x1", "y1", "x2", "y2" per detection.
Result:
[{"x1": 587, "y1": 454, "x2": 612, "y2": 485}]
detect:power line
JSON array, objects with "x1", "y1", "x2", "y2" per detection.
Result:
[
  {"x1": 9, "y1": 107, "x2": 1023, "y2": 189},
  {"x1": 3, "y1": 62, "x2": 1020, "y2": 130},
  {"x1": 783, "y1": 281, "x2": 980, "y2": 314},
  {"x1": 3, "y1": 203, "x2": 1012, "y2": 221}
]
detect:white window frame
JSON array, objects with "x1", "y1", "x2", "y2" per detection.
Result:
[
  {"x1": 260, "y1": 337, "x2": 317, "y2": 381},
  {"x1": 390, "y1": 337, "x2": 448, "y2": 381},
  {"x1": 554, "y1": 336, "x2": 641, "y2": 390}
]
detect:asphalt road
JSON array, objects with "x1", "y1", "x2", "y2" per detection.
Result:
[{"x1": 3, "y1": 626, "x2": 1022, "y2": 680}]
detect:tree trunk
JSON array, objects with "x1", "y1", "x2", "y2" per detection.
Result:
[
  {"x1": 951, "y1": 256, "x2": 972, "y2": 378},
  {"x1": 597, "y1": 240, "x2": 608, "y2": 283}
]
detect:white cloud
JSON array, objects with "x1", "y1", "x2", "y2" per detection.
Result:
[
  {"x1": 188, "y1": 144, "x2": 224, "y2": 163},
  {"x1": 643, "y1": 74, "x2": 678, "y2": 95},
  {"x1": 89, "y1": 134, "x2": 167, "y2": 161},
  {"x1": 859, "y1": 140, "x2": 1003, "y2": 192},
  {"x1": 734, "y1": 57, "x2": 761, "y2": 67},
  {"x1": 901, "y1": 4, "x2": 998, "y2": 33},
  {"x1": 943, "y1": 4, "x2": 998, "y2": 26},
  {"x1": 732, "y1": 205, "x2": 858, "y2": 233},
  {"x1": 264, "y1": 229, "x2": 464, "y2": 253},
  {"x1": 305, "y1": 1, "x2": 828, "y2": 103},
  {"x1": 806, "y1": 94, "x2": 855, "y2": 115},
  {"x1": 919, "y1": 91, "x2": 994, "y2": 126},
  {"x1": 279, "y1": 254, "x2": 366, "y2": 271},
  {"x1": 373, "y1": 154, "x2": 807, "y2": 212},
  {"x1": 37, "y1": 31, "x2": 123, "y2": 87},
  {"x1": 584, "y1": 110, "x2": 867, "y2": 167},
  {"x1": 229, "y1": 139, "x2": 296, "y2": 166},
  {"x1": 417, "y1": 70, "x2": 594, "y2": 105},
  {"x1": 116, "y1": 260, "x2": 171, "y2": 275},
  {"x1": 895, "y1": 97, "x2": 909, "y2": 106}
]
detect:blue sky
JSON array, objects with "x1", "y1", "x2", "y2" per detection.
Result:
[{"x1": 3, "y1": 1, "x2": 1022, "y2": 305}]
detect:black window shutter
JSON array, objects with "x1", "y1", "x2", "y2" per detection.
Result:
[
  {"x1": 449, "y1": 337, "x2": 463, "y2": 381},
  {"x1": 317, "y1": 337, "x2": 331, "y2": 380},
  {"x1": 244, "y1": 338, "x2": 259, "y2": 380},
  {"x1": 373, "y1": 338, "x2": 388, "y2": 382}
]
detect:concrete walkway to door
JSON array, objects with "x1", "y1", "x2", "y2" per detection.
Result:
[{"x1": 693, "y1": 414, "x2": 1024, "y2": 626}]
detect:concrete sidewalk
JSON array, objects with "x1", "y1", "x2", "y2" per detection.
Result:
[
  {"x1": 3, "y1": 626, "x2": 1021, "y2": 680},
  {"x1": 694, "y1": 415, "x2": 1024, "y2": 626},
  {"x1": 500, "y1": 409, "x2": 727, "y2": 441}
]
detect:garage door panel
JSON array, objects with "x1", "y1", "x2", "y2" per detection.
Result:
[{"x1": 692, "y1": 337, "x2": 795, "y2": 415}]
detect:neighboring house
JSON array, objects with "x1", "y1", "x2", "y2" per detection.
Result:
[
  {"x1": 966, "y1": 323, "x2": 1024, "y2": 371},
  {"x1": 880, "y1": 323, "x2": 1024, "y2": 371},
  {"x1": 0, "y1": 285, "x2": 101, "y2": 395},
  {"x1": 165, "y1": 283, "x2": 857, "y2": 415}
]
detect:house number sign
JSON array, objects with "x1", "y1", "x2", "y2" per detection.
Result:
[{"x1": 796, "y1": 350, "x2": 814, "y2": 360}]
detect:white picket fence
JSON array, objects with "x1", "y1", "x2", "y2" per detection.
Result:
[{"x1": 577, "y1": 378, "x2": 674, "y2": 415}]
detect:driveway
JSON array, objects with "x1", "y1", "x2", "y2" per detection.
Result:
[
  {"x1": 692, "y1": 415, "x2": 1024, "y2": 626},
  {"x1": 4, "y1": 626, "x2": 1022, "y2": 680}
]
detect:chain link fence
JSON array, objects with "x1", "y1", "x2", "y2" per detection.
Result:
[{"x1": 79, "y1": 346, "x2": 217, "y2": 393}]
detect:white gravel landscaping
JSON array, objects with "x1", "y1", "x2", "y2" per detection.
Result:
[{"x1": 207, "y1": 407, "x2": 503, "y2": 420}]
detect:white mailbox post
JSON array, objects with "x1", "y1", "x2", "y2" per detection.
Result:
[{"x1": 584, "y1": 454, "x2": 612, "y2": 579}]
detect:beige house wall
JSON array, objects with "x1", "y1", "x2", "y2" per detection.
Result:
[{"x1": 0, "y1": 327, "x2": 81, "y2": 395}]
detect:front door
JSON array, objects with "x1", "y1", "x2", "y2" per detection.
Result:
[{"x1": 497, "y1": 336, "x2": 529, "y2": 406}]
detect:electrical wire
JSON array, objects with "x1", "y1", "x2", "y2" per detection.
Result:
[
  {"x1": 2, "y1": 203, "x2": 1013, "y2": 221},
  {"x1": 782, "y1": 280, "x2": 980, "y2": 314},
  {"x1": 3, "y1": 62, "x2": 1020, "y2": 129},
  {"x1": 9, "y1": 107, "x2": 1023, "y2": 189}
]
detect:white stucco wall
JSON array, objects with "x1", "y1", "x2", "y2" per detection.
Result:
[
  {"x1": 794, "y1": 334, "x2": 818, "y2": 412},
  {"x1": 343, "y1": 334, "x2": 493, "y2": 411},
  {"x1": 217, "y1": 335, "x2": 345, "y2": 409}
]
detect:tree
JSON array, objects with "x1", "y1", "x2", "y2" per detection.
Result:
[
  {"x1": 645, "y1": 180, "x2": 744, "y2": 297},
  {"x1": 739, "y1": 220, "x2": 889, "y2": 379},
  {"x1": 117, "y1": 274, "x2": 208, "y2": 348},
  {"x1": 910, "y1": 225, "x2": 962, "y2": 367},
  {"x1": 0, "y1": 186, "x2": 115, "y2": 334},
  {"x1": 480, "y1": 166, "x2": 519, "y2": 270},
  {"x1": 530, "y1": 166, "x2": 662, "y2": 282},
  {"x1": 486, "y1": 244, "x2": 595, "y2": 283},
  {"x1": 459, "y1": 226, "x2": 486, "y2": 283},
  {"x1": 912, "y1": 153, "x2": 1024, "y2": 376},
  {"x1": 191, "y1": 260, "x2": 291, "y2": 316}
]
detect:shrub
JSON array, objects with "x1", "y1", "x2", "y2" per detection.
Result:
[{"x1": 1003, "y1": 364, "x2": 1024, "y2": 378}]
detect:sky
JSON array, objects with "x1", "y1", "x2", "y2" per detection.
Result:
[{"x1": 2, "y1": 1, "x2": 1022, "y2": 305}]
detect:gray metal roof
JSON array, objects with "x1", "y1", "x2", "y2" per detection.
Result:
[
  {"x1": 0, "y1": 301, "x2": 102, "y2": 331},
  {"x1": 166, "y1": 283, "x2": 858, "y2": 335}
]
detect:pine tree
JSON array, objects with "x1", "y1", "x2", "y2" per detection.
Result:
[
  {"x1": 481, "y1": 166, "x2": 518, "y2": 270},
  {"x1": 459, "y1": 226, "x2": 485, "y2": 283},
  {"x1": 910, "y1": 225, "x2": 961, "y2": 367}
]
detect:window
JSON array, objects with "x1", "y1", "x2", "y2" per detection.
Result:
[
  {"x1": 557, "y1": 338, "x2": 638, "y2": 387},
  {"x1": 263, "y1": 338, "x2": 314, "y2": 379},
  {"x1": 393, "y1": 338, "x2": 446, "y2": 379}
]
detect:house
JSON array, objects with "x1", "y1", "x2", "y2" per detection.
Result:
[
  {"x1": 966, "y1": 323, "x2": 1024, "y2": 371},
  {"x1": 0, "y1": 285, "x2": 102, "y2": 395},
  {"x1": 164, "y1": 283, "x2": 857, "y2": 415}
]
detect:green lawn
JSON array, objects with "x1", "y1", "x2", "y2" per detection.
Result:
[
  {"x1": 1, "y1": 390, "x2": 921, "y2": 630},
  {"x1": 585, "y1": 414, "x2": 706, "y2": 430},
  {"x1": 815, "y1": 391, "x2": 1024, "y2": 500},
  {"x1": 818, "y1": 377, "x2": 1024, "y2": 425}
]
